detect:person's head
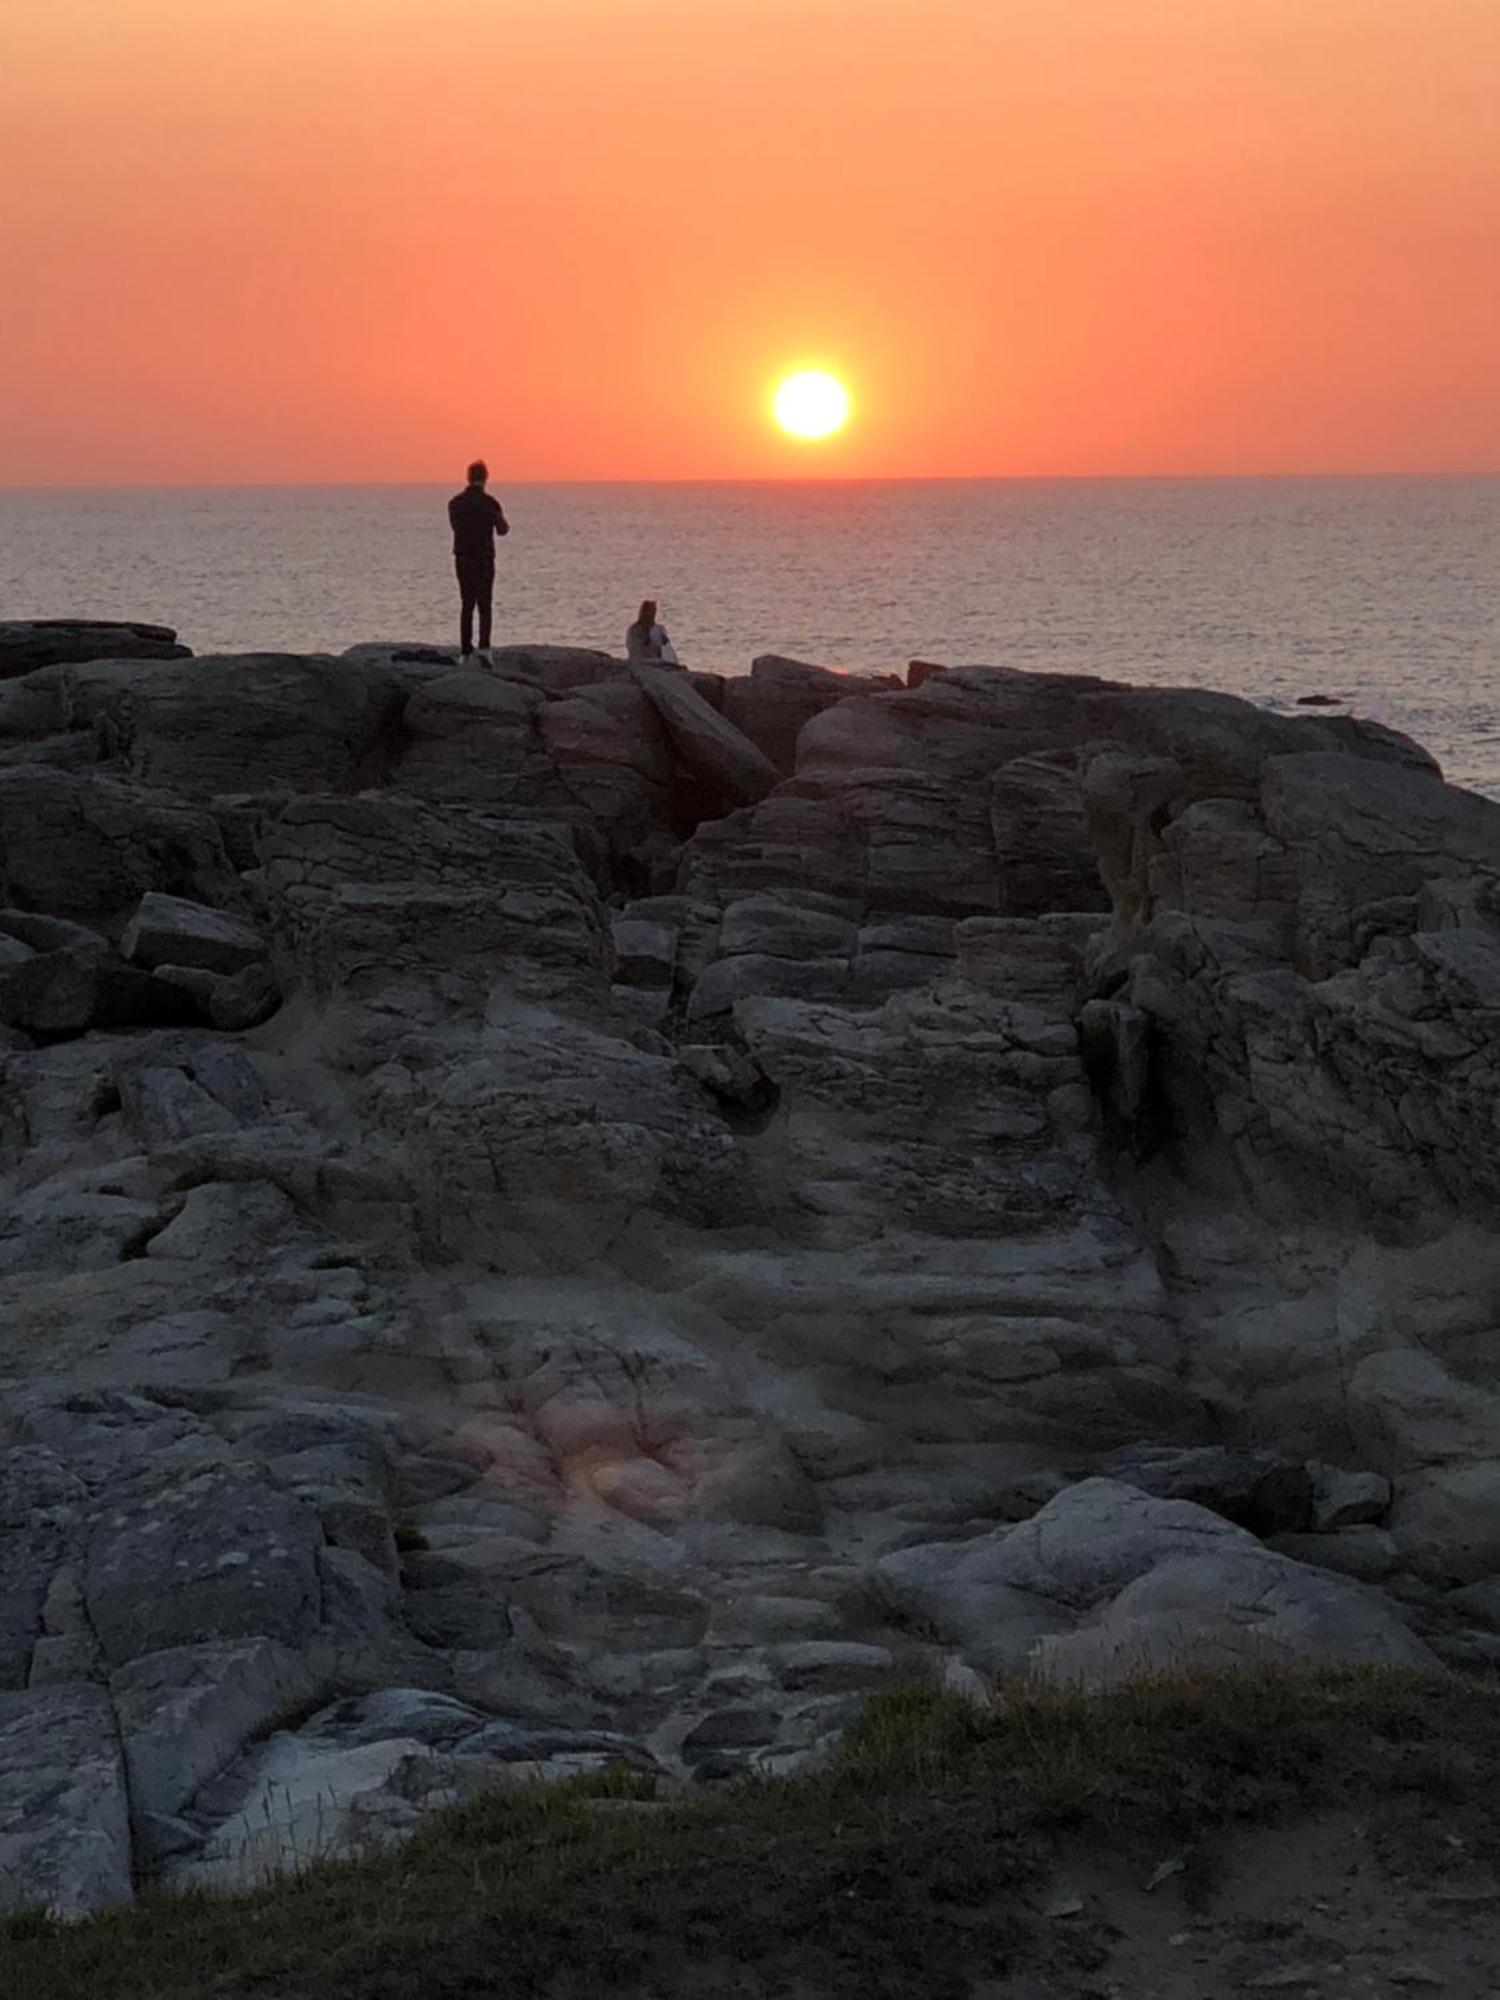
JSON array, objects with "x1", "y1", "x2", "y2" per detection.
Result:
[
  {"x1": 636, "y1": 599, "x2": 658, "y2": 629},
  {"x1": 466, "y1": 459, "x2": 488, "y2": 487}
]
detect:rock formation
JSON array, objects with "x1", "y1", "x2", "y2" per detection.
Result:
[
  {"x1": 3, "y1": 634, "x2": 1498, "y2": 1915},
  {"x1": 0, "y1": 621, "x2": 191, "y2": 682}
]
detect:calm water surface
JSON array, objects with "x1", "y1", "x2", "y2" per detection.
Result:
[{"x1": 2, "y1": 477, "x2": 1497, "y2": 790}]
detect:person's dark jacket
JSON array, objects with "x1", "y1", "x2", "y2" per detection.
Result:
[{"x1": 449, "y1": 486, "x2": 509, "y2": 560}]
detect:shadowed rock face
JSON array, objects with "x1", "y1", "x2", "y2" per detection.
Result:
[
  {"x1": 0, "y1": 640, "x2": 1491, "y2": 1914},
  {"x1": 0, "y1": 621, "x2": 191, "y2": 681}
]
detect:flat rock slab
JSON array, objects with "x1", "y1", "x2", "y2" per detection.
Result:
[
  {"x1": 0, "y1": 620, "x2": 190, "y2": 680},
  {"x1": 631, "y1": 663, "x2": 782, "y2": 807},
  {"x1": 123, "y1": 891, "x2": 267, "y2": 975}
]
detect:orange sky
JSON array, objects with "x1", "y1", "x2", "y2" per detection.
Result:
[{"x1": 2, "y1": 0, "x2": 1498, "y2": 483}]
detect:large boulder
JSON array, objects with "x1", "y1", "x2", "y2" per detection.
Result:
[
  {"x1": 64, "y1": 652, "x2": 410, "y2": 796},
  {"x1": 0, "y1": 943, "x2": 204, "y2": 1038},
  {"x1": 0, "y1": 765, "x2": 238, "y2": 925},
  {"x1": 112, "y1": 1640, "x2": 322, "y2": 1856},
  {"x1": 539, "y1": 678, "x2": 676, "y2": 839},
  {"x1": 122, "y1": 891, "x2": 267, "y2": 975},
  {"x1": 878, "y1": 1479, "x2": 1435, "y2": 1682},
  {"x1": 722, "y1": 656, "x2": 898, "y2": 774},
  {"x1": 394, "y1": 670, "x2": 548, "y2": 806}
]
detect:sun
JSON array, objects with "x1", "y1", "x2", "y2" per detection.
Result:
[{"x1": 772, "y1": 369, "x2": 851, "y2": 441}]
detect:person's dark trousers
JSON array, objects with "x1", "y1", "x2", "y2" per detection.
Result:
[{"x1": 455, "y1": 554, "x2": 495, "y2": 655}]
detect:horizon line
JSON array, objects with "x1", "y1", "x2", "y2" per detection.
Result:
[{"x1": 3, "y1": 468, "x2": 1500, "y2": 494}]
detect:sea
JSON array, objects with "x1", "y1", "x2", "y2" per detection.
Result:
[{"x1": 2, "y1": 476, "x2": 1498, "y2": 793}]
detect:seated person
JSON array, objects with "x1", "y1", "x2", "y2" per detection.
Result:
[{"x1": 626, "y1": 599, "x2": 680, "y2": 666}]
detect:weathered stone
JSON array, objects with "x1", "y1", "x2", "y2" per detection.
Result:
[
  {"x1": 64, "y1": 651, "x2": 409, "y2": 797},
  {"x1": 112, "y1": 1640, "x2": 321, "y2": 1834},
  {"x1": 992, "y1": 751, "x2": 1110, "y2": 917},
  {"x1": 395, "y1": 670, "x2": 547, "y2": 807},
  {"x1": 770, "y1": 1641, "x2": 895, "y2": 1693},
  {"x1": 153, "y1": 960, "x2": 282, "y2": 1030},
  {"x1": 631, "y1": 663, "x2": 782, "y2": 806},
  {"x1": 485, "y1": 645, "x2": 621, "y2": 692},
  {"x1": 1101, "y1": 1446, "x2": 1315, "y2": 1536},
  {"x1": 0, "y1": 944, "x2": 203, "y2": 1037},
  {"x1": 611, "y1": 914, "x2": 680, "y2": 989},
  {"x1": 0, "y1": 1186, "x2": 167, "y2": 1278},
  {"x1": 0, "y1": 766, "x2": 237, "y2": 925},
  {"x1": 258, "y1": 794, "x2": 610, "y2": 1010},
  {"x1": 1078, "y1": 999, "x2": 1151, "y2": 1126},
  {"x1": 0, "y1": 1685, "x2": 132, "y2": 1915},
  {"x1": 0, "y1": 1448, "x2": 90, "y2": 1690},
  {"x1": 879, "y1": 1480, "x2": 1434, "y2": 1681},
  {"x1": 163, "y1": 1688, "x2": 655, "y2": 1890},
  {"x1": 540, "y1": 679, "x2": 674, "y2": 825},
  {"x1": 0, "y1": 907, "x2": 105, "y2": 953},
  {"x1": 1267, "y1": 1529, "x2": 1400, "y2": 1584},
  {"x1": 1, "y1": 642, "x2": 1497, "y2": 1908},
  {"x1": 84, "y1": 1469, "x2": 325, "y2": 1666},
  {"x1": 122, "y1": 891, "x2": 267, "y2": 974},
  {"x1": 1309, "y1": 1465, "x2": 1393, "y2": 1533},
  {"x1": 721, "y1": 656, "x2": 895, "y2": 774},
  {"x1": 0, "y1": 619, "x2": 189, "y2": 679},
  {"x1": 112, "y1": 1044, "x2": 268, "y2": 1145}
]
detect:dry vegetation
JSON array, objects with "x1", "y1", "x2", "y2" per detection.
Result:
[{"x1": 5, "y1": 1666, "x2": 1499, "y2": 2000}]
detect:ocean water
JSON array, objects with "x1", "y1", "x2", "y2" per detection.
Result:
[{"x1": 2, "y1": 476, "x2": 1498, "y2": 793}]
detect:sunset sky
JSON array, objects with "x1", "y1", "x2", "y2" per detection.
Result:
[{"x1": 3, "y1": 0, "x2": 1498, "y2": 484}]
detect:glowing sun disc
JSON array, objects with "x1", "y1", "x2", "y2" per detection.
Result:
[{"x1": 773, "y1": 370, "x2": 850, "y2": 440}]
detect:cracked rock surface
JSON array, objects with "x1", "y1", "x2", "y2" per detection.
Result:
[{"x1": 0, "y1": 640, "x2": 1494, "y2": 1912}]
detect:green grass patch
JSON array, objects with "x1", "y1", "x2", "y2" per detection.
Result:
[{"x1": 4, "y1": 1666, "x2": 1498, "y2": 2000}]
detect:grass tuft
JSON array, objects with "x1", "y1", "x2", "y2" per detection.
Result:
[{"x1": 2, "y1": 1665, "x2": 1497, "y2": 2000}]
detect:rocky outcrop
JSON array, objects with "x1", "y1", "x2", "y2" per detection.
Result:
[
  {"x1": 0, "y1": 620, "x2": 190, "y2": 680},
  {"x1": 2, "y1": 636, "x2": 1498, "y2": 1915}
]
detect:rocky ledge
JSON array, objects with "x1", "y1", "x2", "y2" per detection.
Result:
[{"x1": 2, "y1": 631, "x2": 1499, "y2": 1916}]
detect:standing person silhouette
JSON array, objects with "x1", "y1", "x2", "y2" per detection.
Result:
[{"x1": 447, "y1": 460, "x2": 509, "y2": 660}]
